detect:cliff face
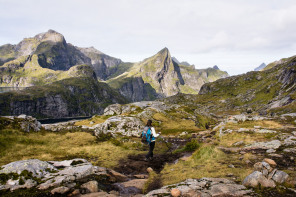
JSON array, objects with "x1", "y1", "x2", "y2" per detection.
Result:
[
  {"x1": 78, "y1": 47, "x2": 125, "y2": 80},
  {"x1": 0, "y1": 77, "x2": 126, "y2": 118},
  {"x1": 0, "y1": 30, "x2": 125, "y2": 82}
]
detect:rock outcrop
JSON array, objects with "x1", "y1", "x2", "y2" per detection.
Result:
[
  {"x1": 243, "y1": 159, "x2": 289, "y2": 188},
  {"x1": 146, "y1": 178, "x2": 254, "y2": 197},
  {"x1": 0, "y1": 159, "x2": 132, "y2": 196},
  {"x1": 0, "y1": 115, "x2": 41, "y2": 132}
]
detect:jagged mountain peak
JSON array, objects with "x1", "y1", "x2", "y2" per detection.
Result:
[{"x1": 254, "y1": 63, "x2": 266, "y2": 71}]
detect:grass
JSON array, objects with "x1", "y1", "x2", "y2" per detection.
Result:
[
  {"x1": 160, "y1": 145, "x2": 253, "y2": 185},
  {"x1": 152, "y1": 112, "x2": 201, "y2": 135},
  {"x1": 0, "y1": 129, "x2": 143, "y2": 168},
  {"x1": 74, "y1": 115, "x2": 110, "y2": 127}
]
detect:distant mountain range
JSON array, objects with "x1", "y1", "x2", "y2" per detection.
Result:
[
  {"x1": 0, "y1": 30, "x2": 295, "y2": 118},
  {"x1": 254, "y1": 63, "x2": 266, "y2": 71},
  {"x1": 0, "y1": 30, "x2": 229, "y2": 102}
]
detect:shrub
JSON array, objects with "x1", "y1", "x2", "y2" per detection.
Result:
[{"x1": 184, "y1": 140, "x2": 200, "y2": 152}]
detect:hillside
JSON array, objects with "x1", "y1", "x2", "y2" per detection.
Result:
[
  {"x1": 0, "y1": 77, "x2": 126, "y2": 118},
  {"x1": 165, "y1": 54, "x2": 296, "y2": 116}
]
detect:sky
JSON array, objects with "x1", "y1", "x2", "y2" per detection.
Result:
[{"x1": 1, "y1": 0, "x2": 296, "y2": 75}]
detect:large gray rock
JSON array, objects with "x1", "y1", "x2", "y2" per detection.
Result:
[
  {"x1": 242, "y1": 171, "x2": 276, "y2": 188},
  {"x1": 104, "y1": 104, "x2": 122, "y2": 116},
  {"x1": 0, "y1": 159, "x2": 56, "y2": 178},
  {"x1": 283, "y1": 136, "x2": 296, "y2": 146},
  {"x1": 272, "y1": 170, "x2": 289, "y2": 184},
  {"x1": 94, "y1": 116, "x2": 144, "y2": 137},
  {"x1": 244, "y1": 140, "x2": 281, "y2": 150},
  {"x1": 1, "y1": 115, "x2": 41, "y2": 132}
]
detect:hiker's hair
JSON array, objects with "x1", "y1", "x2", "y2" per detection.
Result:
[{"x1": 146, "y1": 120, "x2": 152, "y2": 127}]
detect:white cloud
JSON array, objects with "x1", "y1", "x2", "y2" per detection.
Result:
[{"x1": 0, "y1": 0, "x2": 296, "y2": 75}]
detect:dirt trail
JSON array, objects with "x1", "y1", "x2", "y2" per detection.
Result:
[{"x1": 114, "y1": 152, "x2": 182, "y2": 176}]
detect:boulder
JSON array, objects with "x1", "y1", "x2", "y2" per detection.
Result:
[
  {"x1": 81, "y1": 181, "x2": 99, "y2": 193},
  {"x1": 108, "y1": 169, "x2": 128, "y2": 182},
  {"x1": 263, "y1": 158, "x2": 277, "y2": 167},
  {"x1": 0, "y1": 159, "x2": 56, "y2": 178},
  {"x1": 121, "y1": 179, "x2": 147, "y2": 190},
  {"x1": 94, "y1": 116, "x2": 144, "y2": 137},
  {"x1": 272, "y1": 170, "x2": 289, "y2": 184},
  {"x1": 242, "y1": 171, "x2": 264, "y2": 187},
  {"x1": 103, "y1": 104, "x2": 122, "y2": 115}
]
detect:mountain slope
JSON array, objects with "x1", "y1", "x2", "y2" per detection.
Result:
[
  {"x1": 107, "y1": 48, "x2": 229, "y2": 101},
  {"x1": 0, "y1": 77, "x2": 126, "y2": 118},
  {"x1": 165, "y1": 54, "x2": 296, "y2": 116},
  {"x1": 0, "y1": 54, "x2": 96, "y2": 87}
]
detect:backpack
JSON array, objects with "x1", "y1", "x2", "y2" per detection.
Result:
[{"x1": 141, "y1": 126, "x2": 152, "y2": 144}]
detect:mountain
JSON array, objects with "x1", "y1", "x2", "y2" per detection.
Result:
[
  {"x1": 0, "y1": 77, "x2": 126, "y2": 118},
  {"x1": 107, "y1": 48, "x2": 229, "y2": 102},
  {"x1": 0, "y1": 30, "x2": 124, "y2": 82},
  {"x1": 166, "y1": 54, "x2": 296, "y2": 116},
  {"x1": 0, "y1": 30, "x2": 229, "y2": 103},
  {"x1": 0, "y1": 55, "x2": 96, "y2": 87},
  {"x1": 254, "y1": 63, "x2": 266, "y2": 71}
]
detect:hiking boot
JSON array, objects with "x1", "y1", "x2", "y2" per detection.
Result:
[
  {"x1": 144, "y1": 158, "x2": 149, "y2": 161},
  {"x1": 149, "y1": 157, "x2": 153, "y2": 161}
]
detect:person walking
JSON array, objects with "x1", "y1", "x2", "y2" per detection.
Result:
[{"x1": 145, "y1": 119, "x2": 160, "y2": 161}]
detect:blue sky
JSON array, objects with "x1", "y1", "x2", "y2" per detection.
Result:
[{"x1": 1, "y1": 0, "x2": 296, "y2": 75}]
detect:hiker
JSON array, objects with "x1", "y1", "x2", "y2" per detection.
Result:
[{"x1": 142, "y1": 119, "x2": 160, "y2": 161}]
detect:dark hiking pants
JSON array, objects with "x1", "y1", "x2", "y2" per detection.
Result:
[{"x1": 146, "y1": 141, "x2": 155, "y2": 159}]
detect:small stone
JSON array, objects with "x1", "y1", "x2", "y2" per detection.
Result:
[
  {"x1": 253, "y1": 162, "x2": 263, "y2": 171},
  {"x1": 68, "y1": 189, "x2": 80, "y2": 197},
  {"x1": 51, "y1": 186, "x2": 70, "y2": 195},
  {"x1": 147, "y1": 167, "x2": 154, "y2": 173},
  {"x1": 245, "y1": 160, "x2": 251, "y2": 165},
  {"x1": 233, "y1": 141, "x2": 244, "y2": 146},
  {"x1": 228, "y1": 164, "x2": 235, "y2": 168},
  {"x1": 171, "y1": 188, "x2": 181, "y2": 197},
  {"x1": 266, "y1": 149, "x2": 276, "y2": 153},
  {"x1": 263, "y1": 158, "x2": 277, "y2": 167},
  {"x1": 133, "y1": 174, "x2": 148, "y2": 179}
]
